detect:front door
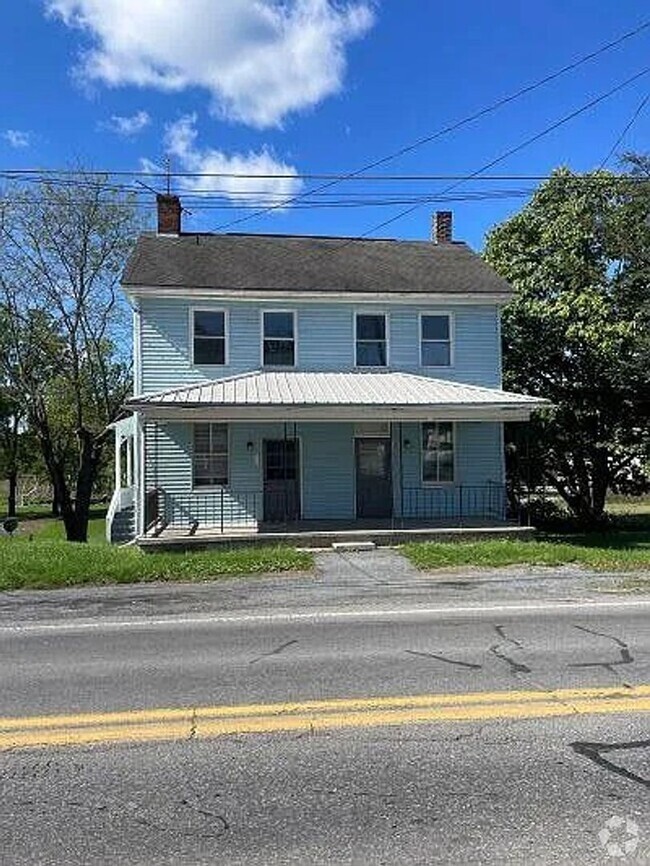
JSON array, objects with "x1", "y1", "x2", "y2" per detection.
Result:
[
  {"x1": 355, "y1": 438, "x2": 392, "y2": 518},
  {"x1": 263, "y1": 439, "x2": 301, "y2": 522}
]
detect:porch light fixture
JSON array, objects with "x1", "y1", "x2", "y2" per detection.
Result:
[
  {"x1": 246, "y1": 441, "x2": 255, "y2": 453},
  {"x1": 403, "y1": 439, "x2": 412, "y2": 452}
]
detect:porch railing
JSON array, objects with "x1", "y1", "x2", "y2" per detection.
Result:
[
  {"x1": 159, "y1": 490, "x2": 260, "y2": 534},
  {"x1": 147, "y1": 483, "x2": 511, "y2": 536},
  {"x1": 400, "y1": 484, "x2": 508, "y2": 523}
]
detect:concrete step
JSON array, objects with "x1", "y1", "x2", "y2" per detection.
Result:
[
  {"x1": 331, "y1": 541, "x2": 376, "y2": 551},
  {"x1": 110, "y1": 506, "x2": 135, "y2": 544}
]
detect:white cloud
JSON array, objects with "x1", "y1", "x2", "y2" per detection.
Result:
[
  {"x1": 2, "y1": 129, "x2": 31, "y2": 148},
  {"x1": 147, "y1": 114, "x2": 302, "y2": 207},
  {"x1": 102, "y1": 110, "x2": 150, "y2": 136},
  {"x1": 45, "y1": 0, "x2": 374, "y2": 128}
]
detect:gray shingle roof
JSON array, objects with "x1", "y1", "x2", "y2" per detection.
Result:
[{"x1": 122, "y1": 233, "x2": 512, "y2": 296}]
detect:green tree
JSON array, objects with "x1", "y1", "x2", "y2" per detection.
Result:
[
  {"x1": 485, "y1": 166, "x2": 650, "y2": 527},
  {"x1": 0, "y1": 174, "x2": 139, "y2": 541},
  {"x1": 0, "y1": 304, "x2": 41, "y2": 517},
  {"x1": 0, "y1": 392, "x2": 21, "y2": 517}
]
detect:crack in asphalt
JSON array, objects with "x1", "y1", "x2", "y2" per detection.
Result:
[
  {"x1": 570, "y1": 624, "x2": 634, "y2": 685},
  {"x1": 404, "y1": 649, "x2": 482, "y2": 670},
  {"x1": 489, "y1": 624, "x2": 532, "y2": 675},
  {"x1": 249, "y1": 638, "x2": 298, "y2": 665},
  {"x1": 134, "y1": 809, "x2": 229, "y2": 840},
  {"x1": 571, "y1": 739, "x2": 650, "y2": 790},
  {"x1": 494, "y1": 624, "x2": 524, "y2": 649},
  {"x1": 188, "y1": 707, "x2": 197, "y2": 740}
]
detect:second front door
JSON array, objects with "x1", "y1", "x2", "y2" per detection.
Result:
[
  {"x1": 263, "y1": 439, "x2": 301, "y2": 522},
  {"x1": 355, "y1": 437, "x2": 392, "y2": 518}
]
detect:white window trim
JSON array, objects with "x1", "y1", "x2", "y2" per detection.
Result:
[
  {"x1": 419, "y1": 311, "x2": 454, "y2": 368},
  {"x1": 260, "y1": 309, "x2": 298, "y2": 368},
  {"x1": 420, "y1": 420, "x2": 456, "y2": 486},
  {"x1": 191, "y1": 422, "x2": 230, "y2": 491},
  {"x1": 190, "y1": 307, "x2": 229, "y2": 367},
  {"x1": 354, "y1": 310, "x2": 389, "y2": 368}
]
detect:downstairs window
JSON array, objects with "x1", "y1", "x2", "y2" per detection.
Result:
[{"x1": 193, "y1": 423, "x2": 229, "y2": 487}]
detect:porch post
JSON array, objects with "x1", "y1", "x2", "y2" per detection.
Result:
[
  {"x1": 114, "y1": 427, "x2": 122, "y2": 493},
  {"x1": 397, "y1": 421, "x2": 404, "y2": 529},
  {"x1": 283, "y1": 421, "x2": 288, "y2": 529},
  {"x1": 135, "y1": 412, "x2": 146, "y2": 538},
  {"x1": 126, "y1": 436, "x2": 133, "y2": 487}
]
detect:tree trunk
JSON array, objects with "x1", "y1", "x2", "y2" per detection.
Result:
[
  {"x1": 34, "y1": 421, "x2": 104, "y2": 543},
  {"x1": 37, "y1": 428, "x2": 76, "y2": 541},
  {"x1": 4, "y1": 414, "x2": 20, "y2": 516},
  {"x1": 590, "y1": 450, "x2": 610, "y2": 522},
  {"x1": 51, "y1": 492, "x2": 60, "y2": 517},
  {"x1": 549, "y1": 461, "x2": 609, "y2": 530},
  {"x1": 7, "y1": 467, "x2": 17, "y2": 516},
  {"x1": 64, "y1": 429, "x2": 102, "y2": 543}
]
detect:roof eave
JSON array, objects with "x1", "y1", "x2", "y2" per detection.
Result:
[
  {"x1": 121, "y1": 284, "x2": 513, "y2": 305},
  {"x1": 126, "y1": 401, "x2": 547, "y2": 422}
]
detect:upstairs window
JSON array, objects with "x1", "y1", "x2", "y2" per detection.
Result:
[
  {"x1": 193, "y1": 423, "x2": 228, "y2": 487},
  {"x1": 263, "y1": 311, "x2": 295, "y2": 366},
  {"x1": 193, "y1": 310, "x2": 226, "y2": 365},
  {"x1": 422, "y1": 422, "x2": 454, "y2": 483},
  {"x1": 421, "y1": 314, "x2": 451, "y2": 367},
  {"x1": 356, "y1": 313, "x2": 387, "y2": 367}
]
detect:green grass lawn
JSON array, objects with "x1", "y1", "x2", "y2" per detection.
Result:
[
  {"x1": 27, "y1": 511, "x2": 108, "y2": 543},
  {"x1": 606, "y1": 494, "x2": 650, "y2": 515},
  {"x1": 10, "y1": 505, "x2": 108, "y2": 543},
  {"x1": 0, "y1": 537, "x2": 313, "y2": 592},
  {"x1": 0, "y1": 506, "x2": 312, "y2": 592},
  {"x1": 4, "y1": 497, "x2": 650, "y2": 593},
  {"x1": 402, "y1": 532, "x2": 650, "y2": 572}
]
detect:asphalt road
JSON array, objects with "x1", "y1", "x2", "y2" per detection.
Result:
[{"x1": 0, "y1": 556, "x2": 649, "y2": 864}]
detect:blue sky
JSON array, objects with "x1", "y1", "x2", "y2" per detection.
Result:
[{"x1": 2, "y1": 1, "x2": 649, "y2": 248}]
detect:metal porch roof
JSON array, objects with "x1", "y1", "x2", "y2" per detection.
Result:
[{"x1": 127, "y1": 371, "x2": 549, "y2": 421}]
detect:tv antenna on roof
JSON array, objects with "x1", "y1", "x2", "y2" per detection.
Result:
[{"x1": 164, "y1": 155, "x2": 172, "y2": 195}]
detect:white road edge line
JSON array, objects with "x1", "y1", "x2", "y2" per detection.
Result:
[{"x1": 1, "y1": 598, "x2": 650, "y2": 634}]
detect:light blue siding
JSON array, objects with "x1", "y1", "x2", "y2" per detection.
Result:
[
  {"x1": 137, "y1": 295, "x2": 506, "y2": 528},
  {"x1": 457, "y1": 422, "x2": 504, "y2": 484},
  {"x1": 392, "y1": 421, "x2": 504, "y2": 519},
  {"x1": 301, "y1": 423, "x2": 355, "y2": 519},
  {"x1": 138, "y1": 298, "x2": 501, "y2": 393},
  {"x1": 142, "y1": 420, "x2": 504, "y2": 527}
]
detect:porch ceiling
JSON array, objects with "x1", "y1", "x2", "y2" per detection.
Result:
[{"x1": 127, "y1": 370, "x2": 549, "y2": 422}]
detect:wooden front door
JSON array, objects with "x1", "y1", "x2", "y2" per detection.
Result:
[
  {"x1": 355, "y1": 438, "x2": 392, "y2": 518},
  {"x1": 263, "y1": 439, "x2": 301, "y2": 522}
]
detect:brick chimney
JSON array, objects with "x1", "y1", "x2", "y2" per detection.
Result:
[
  {"x1": 432, "y1": 210, "x2": 453, "y2": 244},
  {"x1": 157, "y1": 194, "x2": 181, "y2": 235}
]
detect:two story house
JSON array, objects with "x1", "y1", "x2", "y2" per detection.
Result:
[{"x1": 106, "y1": 195, "x2": 547, "y2": 544}]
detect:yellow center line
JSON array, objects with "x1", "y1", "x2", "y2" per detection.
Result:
[{"x1": 1, "y1": 685, "x2": 649, "y2": 751}]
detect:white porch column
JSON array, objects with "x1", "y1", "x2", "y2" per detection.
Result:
[
  {"x1": 135, "y1": 412, "x2": 145, "y2": 538},
  {"x1": 114, "y1": 428, "x2": 122, "y2": 493},
  {"x1": 126, "y1": 436, "x2": 133, "y2": 487}
]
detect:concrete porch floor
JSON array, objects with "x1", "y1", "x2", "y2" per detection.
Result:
[{"x1": 138, "y1": 518, "x2": 534, "y2": 550}]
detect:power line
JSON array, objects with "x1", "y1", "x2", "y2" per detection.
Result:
[
  {"x1": 0, "y1": 173, "x2": 644, "y2": 212},
  {"x1": 0, "y1": 188, "x2": 540, "y2": 211},
  {"x1": 599, "y1": 92, "x2": 650, "y2": 168},
  {"x1": 316, "y1": 65, "x2": 650, "y2": 251},
  {"x1": 207, "y1": 17, "x2": 650, "y2": 232},
  {"x1": 2, "y1": 171, "x2": 642, "y2": 212},
  {"x1": 1, "y1": 169, "x2": 645, "y2": 183}
]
